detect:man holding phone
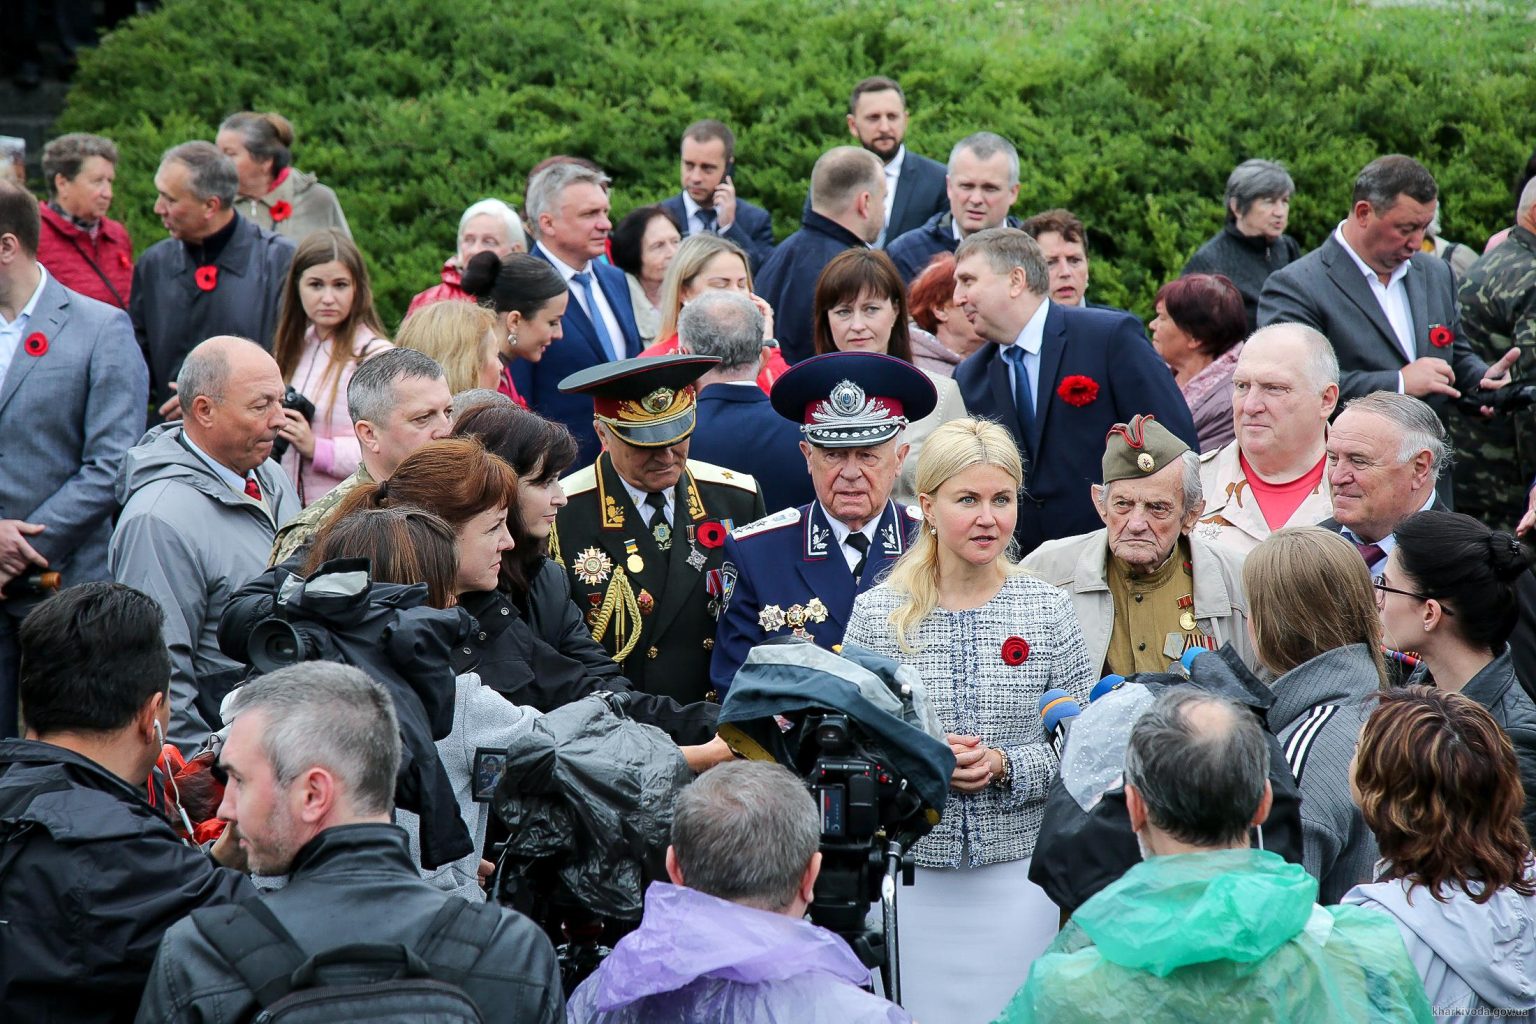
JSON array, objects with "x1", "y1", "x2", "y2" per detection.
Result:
[{"x1": 661, "y1": 119, "x2": 776, "y2": 271}]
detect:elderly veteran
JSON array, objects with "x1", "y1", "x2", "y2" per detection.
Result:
[
  {"x1": 552, "y1": 355, "x2": 765, "y2": 704},
  {"x1": 1192, "y1": 323, "x2": 1339, "y2": 554},
  {"x1": 710, "y1": 351, "x2": 937, "y2": 696},
  {"x1": 1023, "y1": 414, "x2": 1255, "y2": 675}
]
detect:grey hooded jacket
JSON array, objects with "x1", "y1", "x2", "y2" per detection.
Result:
[
  {"x1": 1268, "y1": 643, "x2": 1383, "y2": 904},
  {"x1": 1345, "y1": 869, "x2": 1536, "y2": 1022},
  {"x1": 109, "y1": 423, "x2": 299, "y2": 750}
]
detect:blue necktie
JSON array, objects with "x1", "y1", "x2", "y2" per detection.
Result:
[
  {"x1": 571, "y1": 271, "x2": 617, "y2": 361},
  {"x1": 1001, "y1": 344, "x2": 1036, "y2": 442},
  {"x1": 697, "y1": 207, "x2": 718, "y2": 234}
]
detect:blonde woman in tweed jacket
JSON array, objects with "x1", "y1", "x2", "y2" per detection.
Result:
[{"x1": 843, "y1": 418, "x2": 1094, "y2": 1024}]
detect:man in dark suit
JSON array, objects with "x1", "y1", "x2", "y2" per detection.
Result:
[
  {"x1": 679, "y1": 291, "x2": 814, "y2": 512},
  {"x1": 886, "y1": 132, "x2": 1022, "y2": 284},
  {"x1": 512, "y1": 161, "x2": 641, "y2": 467},
  {"x1": 658, "y1": 119, "x2": 775, "y2": 272},
  {"x1": 552, "y1": 355, "x2": 765, "y2": 705},
  {"x1": 1317, "y1": 391, "x2": 1448, "y2": 575},
  {"x1": 0, "y1": 181, "x2": 148, "y2": 736},
  {"x1": 755, "y1": 147, "x2": 885, "y2": 365},
  {"x1": 710, "y1": 351, "x2": 936, "y2": 696},
  {"x1": 1258, "y1": 155, "x2": 1517, "y2": 428},
  {"x1": 952, "y1": 227, "x2": 1198, "y2": 556}
]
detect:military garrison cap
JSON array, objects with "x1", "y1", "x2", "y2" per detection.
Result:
[
  {"x1": 1102, "y1": 414, "x2": 1189, "y2": 483},
  {"x1": 559, "y1": 354, "x2": 720, "y2": 448},
  {"x1": 770, "y1": 351, "x2": 937, "y2": 448}
]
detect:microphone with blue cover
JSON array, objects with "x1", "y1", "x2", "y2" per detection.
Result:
[
  {"x1": 1090, "y1": 674, "x2": 1125, "y2": 703},
  {"x1": 1040, "y1": 688, "x2": 1082, "y2": 759}
]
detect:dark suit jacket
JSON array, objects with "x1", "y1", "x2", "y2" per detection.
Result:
[
  {"x1": 660, "y1": 193, "x2": 775, "y2": 273},
  {"x1": 510, "y1": 247, "x2": 641, "y2": 467},
  {"x1": 690, "y1": 383, "x2": 815, "y2": 512},
  {"x1": 1257, "y1": 234, "x2": 1487, "y2": 418},
  {"x1": 753, "y1": 211, "x2": 868, "y2": 365},
  {"x1": 954, "y1": 302, "x2": 1199, "y2": 555},
  {"x1": 799, "y1": 148, "x2": 948, "y2": 249}
]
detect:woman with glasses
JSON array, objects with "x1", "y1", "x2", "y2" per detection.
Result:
[
  {"x1": 1377, "y1": 509, "x2": 1536, "y2": 837},
  {"x1": 812, "y1": 248, "x2": 968, "y2": 504},
  {"x1": 1243, "y1": 526, "x2": 1385, "y2": 903}
]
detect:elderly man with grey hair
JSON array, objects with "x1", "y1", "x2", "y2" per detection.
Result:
[
  {"x1": 512, "y1": 159, "x2": 641, "y2": 466},
  {"x1": 886, "y1": 131, "x2": 1024, "y2": 283},
  {"x1": 1194, "y1": 323, "x2": 1340, "y2": 553},
  {"x1": 269, "y1": 348, "x2": 455, "y2": 564},
  {"x1": 1183, "y1": 158, "x2": 1303, "y2": 330},
  {"x1": 1319, "y1": 391, "x2": 1449, "y2": 574},
  {"x1": 1024, "y1": 414, "x2": 1255, "y2": 676},
  {"x1": 137, "y1": 662, "x2": 564, "y2": 1024},
  {"x1": 131, "y1": 141, "x2": 295, "y2": 420},
  {"x1": 567, "y1": 760, "x2": 911, "y2": 1023},
  {"x1": 1000, "y1": 687, "x2": 1433, "y2": 1022},
  {"x1": 111, "y1": 336, "x2": 300, "y2": 751},
  {"x1": 682, "y1": 291, "x2": 815, "y2": 511}
]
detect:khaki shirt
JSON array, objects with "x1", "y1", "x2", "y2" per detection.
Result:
[{"x1": 1104, "y1": 539, "x2": 1196, "y2": 677}]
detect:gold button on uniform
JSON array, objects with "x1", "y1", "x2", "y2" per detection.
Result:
[
  {"x1": 647, "y1": 646, "x2": 659, "y2": 659},
  {"x1": 702, "y1": 638, "x2": 714, "y2": 651}
]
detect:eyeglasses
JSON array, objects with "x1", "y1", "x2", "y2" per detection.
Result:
[{"x1": 1371, "y1": 573, "x2": 1453, "y2": 614}]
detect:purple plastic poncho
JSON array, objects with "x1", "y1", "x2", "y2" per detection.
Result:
[{"x1": 566, "y1": 882, "x2": 912, "y2": 1024}]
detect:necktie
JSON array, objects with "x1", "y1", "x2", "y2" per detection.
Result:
[
  {"x1": 1001, "y1": 344, "x2": 1036, "y2": 441},
  {"x1": 244, "y1": 475, "x2": 262, "y2": 501},
  {"x1": 845, "y1": 531, "x2": 871, "y2": 581},
  {"x1": 1355, "y1": 541, "x2": 1385, "y2": 566},
  {"x1": 644, "y1": 490, "x2": 668, "y2": 526},
  {"x1": 570, "y1": 271, "x2": 618, "y2": 361},
  {"x1": 697, "y1": 206, "x2": 718, "y2": 234}
]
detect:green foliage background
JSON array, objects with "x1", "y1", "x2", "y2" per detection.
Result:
[{"x1": 57, "y1": 0, "x2": 1536, "y2": 325}]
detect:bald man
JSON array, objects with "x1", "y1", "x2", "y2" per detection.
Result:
[{"x1": 111, "y1": 336, "x2": 300, "y2": 750}]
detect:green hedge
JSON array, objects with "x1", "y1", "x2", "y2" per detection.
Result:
[{"x1": 57, "y1": 0, "x2": 1536, "y2": 325}]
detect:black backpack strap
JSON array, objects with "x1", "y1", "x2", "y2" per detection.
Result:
[
  {"x1": 413, "y1": 898, "x2": 501, "y2": 986},
  {"x1": 190, "y1": 898, "x2": 309, "y2": 1009}
]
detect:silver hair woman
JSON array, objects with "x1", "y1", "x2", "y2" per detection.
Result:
[{"x1": 841, "y1": 417, "x2": 1095, "y2": 1023}]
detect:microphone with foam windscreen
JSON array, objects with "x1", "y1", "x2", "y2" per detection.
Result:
[
  {"x1": 1090, "y1": 674, "x2": 1124, "y2": 703},
  {"x1": 1040, "y1": 688, "x2": 1083, "y2": 759}
]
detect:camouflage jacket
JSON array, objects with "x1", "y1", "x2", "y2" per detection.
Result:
[
  {"x1": 1458, "y1": 224, "x2": 1536, "y2": 358},
  {"x1": 267, "y1": 463, "x2": 373, "y2": 566}
]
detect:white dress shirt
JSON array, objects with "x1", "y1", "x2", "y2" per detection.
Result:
[
  {"x1": 0, "y1": 265, "x2": 48, "y2": 387},
  {"x1": 1334, "y1": 223, "x2": 1415, "y2": 370},
  {"x1": 875, "y1": 146, "x2": 906, "y2": 248},
  {"x1": 537, "y1": 242, "x2": 628, "y2": 359},
  {"x1": 620, "y1": 473, "x2": 674, "y2": 527},
  {"x1": 998, "y1": 297, "x2": 1051, "y2": 406},
  {"x1": 822, "y1": 503, "x2": 881, "y2": 572}
]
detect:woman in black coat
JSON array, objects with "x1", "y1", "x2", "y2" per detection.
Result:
[{"x1": 451, "y1": 402, "x2": 719, "y2": 745}]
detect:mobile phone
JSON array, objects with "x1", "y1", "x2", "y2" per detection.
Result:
[
  {"x1": 472, "y1": 747, "x2": 509, "y2": 803},
  {"x1": 723, "y1": 157, "x2": 735, "y2": 186}
]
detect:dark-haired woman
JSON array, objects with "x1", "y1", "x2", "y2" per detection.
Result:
[
  {"x1": 449, "y1": 403, "x2": 721, "y2": 747},
  {"x1": 459, "y1": 250, "x2": 569, "y2": 408},
  {"x1": 609, "y1": 205, "x2": 682, "y2": 345},
  {"x1": 1345, "y1": 686, "x2": 1536, "y2": 1021},
  {"x1": 217, "y1": 111, "x2": 350, "y2": 241},
  {"x1": 1378, "y1": 510, "x2": 1536, "y2": 836},
  {"x1": 1149, "y1": 273, "x2": 1248, "y2": 453}
]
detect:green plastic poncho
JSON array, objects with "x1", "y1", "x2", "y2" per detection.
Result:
[{"x1": 994, "y1": 848, "x2": 1433, "y2": 1023}]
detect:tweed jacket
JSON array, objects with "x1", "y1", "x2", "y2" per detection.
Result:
[
  {"x1": 1021, "y1": 528, "x2": 1257, "y2": 673},
  {"x1": 843, "y1": 573, "x2": 1095, "y2": 868},
  {"x1": 1192, "y1": 440, "x2": 1333, "y2": 555}
]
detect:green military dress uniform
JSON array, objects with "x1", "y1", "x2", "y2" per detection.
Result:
[{"x1": 1454, "y1": 224, "x2": 1536, "y2": 530}]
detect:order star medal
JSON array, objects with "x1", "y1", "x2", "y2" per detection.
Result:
[
  {"x1": 686, "y1": 545, "x2": 707, "y2": 571},
  {"x1": 624, "y1": 538, "x2": 644, "y2": 574},
  {"x1": 573, "y1": 547, "x2": 613, "y2": 586}
]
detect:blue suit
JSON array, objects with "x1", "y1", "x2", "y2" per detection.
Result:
[
  {"x1": 511, "y1": 248, "x2": 641, "y2": 467},
  {"x1": 0, "y1": 272, "x2": 148, "y2": 734},
  {"x1": 659, "y1": 193, "x2": 776, "y2": 273},
  {"x1": 754, "y1": 211, "x2": 869, "y2": 365},
  {"x1": 711, "y1": 500, "x2": 917, "y2": 695},
  {"x1": 954, "y1": 302, "x2": 1198, "y2": 555},
  {"x1": 690, "y1": 383, "x2": 814, "y2": 513}
]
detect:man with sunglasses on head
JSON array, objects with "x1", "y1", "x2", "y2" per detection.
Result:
[{"x1": 0, "y1": 583, "x2": 251, "y2": 1024}]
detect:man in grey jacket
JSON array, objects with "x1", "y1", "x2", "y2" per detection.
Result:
[{"x1": 110, "y1": 336, "x2": 299, "y2": 751}]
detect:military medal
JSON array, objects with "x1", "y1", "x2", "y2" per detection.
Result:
[
  {"x1": 759, "y1": 604, "x2": 786, "y2": 632},
  {"x1": 637, "y1": 589, "x2": 655, "y2": 615},
  {"x1": 573, "y1": 547, "x2": 613, "y2": 586},
  {"x1": 624, "y1": 538, "x2": 644, "y2": 574},
  {"x1": 1178, "y1": 595, "x2": 1196, "y2": 632},
  {"x1": 653, "y1": 521, "x2": 672, "y2": 551},
  {"x1": 686, "y1": 546, "x2": 707, "y2": 571}
]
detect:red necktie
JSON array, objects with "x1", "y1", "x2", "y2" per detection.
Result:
[{"x1": 244, "y1": 476, "x2": 262, "y2": 501}]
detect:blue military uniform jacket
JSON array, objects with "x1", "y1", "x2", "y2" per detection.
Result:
[{"x1": 710, "y1": 499, "x2": 919, "y2": 695}]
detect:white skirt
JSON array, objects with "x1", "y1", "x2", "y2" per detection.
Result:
[{"x1": 893, "y1": 856, "x2": 1060, "y2": 1024}]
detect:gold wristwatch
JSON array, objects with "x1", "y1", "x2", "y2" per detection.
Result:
[{"x1": 993, "y1": 748, "x2": 1012, "y2": 789}]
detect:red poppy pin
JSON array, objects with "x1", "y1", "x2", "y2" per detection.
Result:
[
  {"x1": 1057, "y1": 375, "x2": 1100, "y2": 408},
  {"x1": 23, "y1": 332, "x2": 47, "y2": 357},
  {"x1": 697, "y1": 521, "x2": 728, "y2": 549},
  {"x1": 118, "y1": 253, "x2": 131, "y2": 268},
  {"x1": 1001, "y1": 636, "x2": 1030, "y2": 665},
  {"x1": 194, "y1": 265, "x2": 218, "y2": 292},
  {"x1": 1428, "y1": 324, "x2": 1454, "y2": 348},
  {"x1": 270, "y1": 200, "x2": 293, "y2": 223}
]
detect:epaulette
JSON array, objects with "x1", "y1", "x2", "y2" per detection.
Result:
[
  {"x1": 731, "y1": 506, "x2": 802, "y2": 540},
  {"x1": 688, "y1": 460, "x2": 759, "y2": 493},
  {"x1": 561, "y1": 463, "x2": 598, "y2": 496}
]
